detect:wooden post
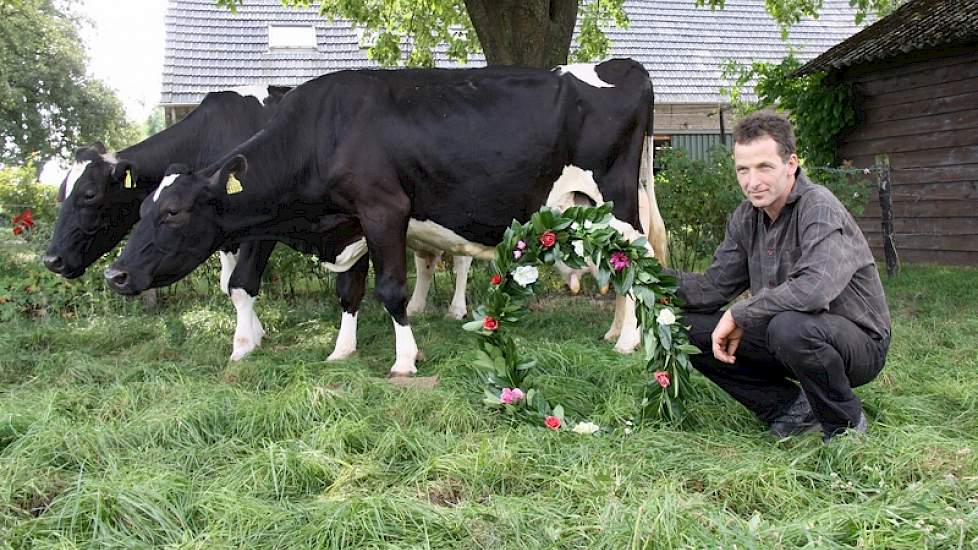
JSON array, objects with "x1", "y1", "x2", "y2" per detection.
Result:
[{"x1": 875, "y1": 154, "x2": 899, "y2": 277}]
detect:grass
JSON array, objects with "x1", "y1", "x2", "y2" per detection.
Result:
[{"x1": 1, "y1": 240, "x2": 976, "y2": 548}]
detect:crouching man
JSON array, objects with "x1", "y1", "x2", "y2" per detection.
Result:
[{"x1": 671, "y1": 112, "x2": 891, "y2": 442}]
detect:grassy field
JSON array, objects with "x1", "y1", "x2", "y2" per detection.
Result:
[{"x1": 1, "y1": 239, "x2": 976, "y2": 548}]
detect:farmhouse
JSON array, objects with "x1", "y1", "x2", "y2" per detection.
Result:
[
  {"x1": 161, "y1": 0, "x2": 868, "y2": 159},
  {"x1": 797, "y1": 0, "x2": 978, "y2": 266}
]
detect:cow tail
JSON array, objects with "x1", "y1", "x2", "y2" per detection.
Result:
[{"x1": 640, "y1": 85, "x2": 669, "y2": 266}]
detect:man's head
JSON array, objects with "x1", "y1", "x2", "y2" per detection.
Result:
[
  {"x1": 44, "y1": 144, "x2": 143, "y2": 278},
  {"x1": 732, "y1": 113, "x2": 799, "y2": 218}
]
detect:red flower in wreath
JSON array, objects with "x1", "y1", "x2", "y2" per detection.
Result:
[
  {"x1": 490, "y1": 273, "x2": 503, "y2": 286},
  {"x1": 654, "y1": 371, "x2": 671, "y2": 388},
  {"x1": 545, "y1": 415, "x2": 562, "y2": 430},
  {"x1": 538, "y1": 230, "x2": 557, "y2": 249},
  {"x1": 482, "y1": 316, "x2": 499, "y2": 331}
]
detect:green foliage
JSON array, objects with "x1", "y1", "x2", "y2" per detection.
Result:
[
  {"x1": 0, "y1": 161, "x2": 58, "y2": 230},
  {"x1": 463, "y1": 202, "x2": 695, "y2": 425},
  {"x1": 571, "y1": 0, "x2": 629, "y2": 63},
  {"x1": 0, "y1": 0, "x2": 140, "y2": 164},
  {"x1": 654, "y1": 145, "x2": 743, "y2": 272},
  {"x1": 700, "y1": 0, "x2": 904, "y2": 37}
]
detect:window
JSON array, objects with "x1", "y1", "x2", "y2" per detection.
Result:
[{"x1": 268, "y1": 25, "x2": 318, "y2": 50}]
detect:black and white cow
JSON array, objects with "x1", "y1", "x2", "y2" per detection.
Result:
[{"x1": 106, "y1": 59, "x2": 668, "y2": 375}]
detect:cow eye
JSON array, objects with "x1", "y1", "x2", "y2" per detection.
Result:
[
  {"x1": 165, "y1": 209, "x2": 179, "y2": 218},
  {"x1": 83, "y1": 190, "x2": 97, "y2": 200}
]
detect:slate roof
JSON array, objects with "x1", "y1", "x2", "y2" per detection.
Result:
[
  {"x1": 162, "y1": 0, "x2": 868, "y2": 105},
  {"x1": 796, "y1": 0, "x2": 978, "y2": 75}
]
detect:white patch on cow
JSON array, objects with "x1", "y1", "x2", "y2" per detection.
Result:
[
  {"x1": 230, "y1": 288, "x2": 265, "y2": 361},
  {"x1": 406, "y1": 252, "x2": 438, "y2": 317},
  {"x1": 63, "y1": 161, "x2": 91, "y2": 198},
  {"x1": 218, "y1": 250, "x2": 238, "y2": 295},
  {"x1": 230, "y1": 84, "x2": 271, "y2": 104},
  {"x1": 390, "y1": 319, "x2": 419, "y2": 376},
  {"x1": 153, "y1": 174, "x2": 180, "y2": 202},
  {"x1": 327, "y1": 311, "x2": 358, "y2": 361},
  {"x1": 546, "y1": 165, "x2": 605, "y2": 210},
  {"x1": 555, "y1": 63, "x2": 615, "y2": 88},
  {"x1": 407, "y1": 220, "x2": 495, "y2": 260},
  {"x1": 447, "y1": 255, "x2": 472, "y2": 320},
  {"x1": 101, "y1": 152, "x2": 118, "y2": 164},
  {"x1": 320, "y1": 237, "x2": 369, "y2": 272}
]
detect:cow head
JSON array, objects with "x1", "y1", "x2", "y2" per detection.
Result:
[
  {"x1": 104, "y1": 157, "x2": 247, "y2": 295},
  {"x1": 44, "y1": 144, "x2": 143, "y2": 278}
]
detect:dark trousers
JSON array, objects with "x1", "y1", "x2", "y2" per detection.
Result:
[{"x1": 685, "y1": 310, "x2": 888, "y2": 434}]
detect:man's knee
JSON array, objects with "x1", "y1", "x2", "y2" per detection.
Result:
[{"x1": 767, "y1": 311, "x2": 826, "y2": 366}]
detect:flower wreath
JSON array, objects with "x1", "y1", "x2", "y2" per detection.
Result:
[{"x1": 462, "y1": 203, "x2": 700, "y2": 432}]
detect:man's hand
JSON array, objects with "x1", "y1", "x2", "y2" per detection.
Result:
[{"x1": 711, "y1": 310, "x2": 743, "y2": 364}]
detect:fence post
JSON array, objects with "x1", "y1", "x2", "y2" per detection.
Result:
[{"x1": 874, "y1": 154, "x2": 899, "y2": 277}]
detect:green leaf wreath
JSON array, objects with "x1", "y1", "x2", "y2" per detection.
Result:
[{"x1": 463, "y1": 203, "x2": 700, "y2": 431}]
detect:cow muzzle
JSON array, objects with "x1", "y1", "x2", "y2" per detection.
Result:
[
  {"x1": 104, "y1": 267, "x2": 137, "y2": 295},
  {"x1": 42, "y1": 254, "x2": 64, "y2": 274}
]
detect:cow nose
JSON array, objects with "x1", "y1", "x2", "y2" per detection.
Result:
[
  {"x1": 104, "y1": 267, "x2": 130, "y2": 290},
  {"x1": 43, "y1": 255, "x2": 64, "y2": 273}
]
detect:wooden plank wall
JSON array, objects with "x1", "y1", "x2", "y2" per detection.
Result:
[{"x1": 838, "y1": 46, "x2": 978, "y2": 266}]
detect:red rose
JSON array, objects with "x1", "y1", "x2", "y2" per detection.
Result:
[
  {"x1": 482, "y1": 316, "x2": 499, "y2": 331},
  {"x1": 490, "y1": 273, "x2": 502, "y2": 286},
  {"x1": 12, "y1": 225, "x2": 22, "y2": 236},
  {"x1": 654, "y1": 371, "x2": 671, "y2": 388},
  {"x1": 545, "y1": 415, "x2": 561, "y2": 430},
  {"x1": 538, "y1": 231, "x2": 557, "y2": 249}
]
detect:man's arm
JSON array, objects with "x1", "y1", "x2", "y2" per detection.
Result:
[
  {"x1": 729, "y1": 200, "x2": 863, "y2": 330},
  {"x1": 669, "y1": 209, "x2": 750, "y2": 312}
]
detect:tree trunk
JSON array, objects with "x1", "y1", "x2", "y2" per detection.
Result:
[{"x1": 463, "y1": 0, "x2": 578, "y2": 68}]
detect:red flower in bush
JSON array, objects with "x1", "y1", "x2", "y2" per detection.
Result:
[
  {"x1": 12, "y1": 225, "x2": 23, "y2": 236},
  {"x1": 482, "y1": 316, "x2": 499, "y2": 331},
  {"x1": 545, "y1": 415, "x2": 561, "y2": 430},
  {"x1": 654, "y1": 371, "x2": 671, "y2": 388},
  {"x1": 538, "y1": 231, "x2": 557, "y2": 249},
  {"x1": 11, "y1": 209, "x2": 33, "y2": 236},
  {"x1": 490, "y1": 273, "x2": 503, "y2": 286}
]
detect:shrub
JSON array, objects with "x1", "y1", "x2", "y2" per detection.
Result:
[{"x1": 0, "y1": 160, "x2": 59, "y2": 229}]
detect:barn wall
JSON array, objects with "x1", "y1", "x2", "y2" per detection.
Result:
[{"x1": 838, "y1": 45, "x2": 978, "y2": 266}]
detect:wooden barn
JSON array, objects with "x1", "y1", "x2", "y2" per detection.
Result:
[{"x1": 797, "y1": 0, "x2": 978, "y2": 266}]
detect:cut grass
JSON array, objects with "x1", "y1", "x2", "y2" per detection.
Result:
[{"x1": 1, "y1": 242, "x2": 976, "y2": 548}]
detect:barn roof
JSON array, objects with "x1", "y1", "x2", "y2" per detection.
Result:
[
  {"x1": 162, "y1": 0, "x2": 868, "y2": 105},
  {"x1": 796, "y1": 0, "x2": 978, "y2": 75}
]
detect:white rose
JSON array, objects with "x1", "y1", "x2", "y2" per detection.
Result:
[
  {"x1": 656, "y1": 308, "x2": 676, "y2": 326},
  {"x1": 572, "y1": 240, "x2": 585, "y2": 258},
  {"x1": 572, "y1": 421, "x2": 600, "y2": 435},
  {"x1": 512, "y1": 265, "x2": 539, "y2": 287},
  {"x1": 571, "y1": 222, "x2": 580, "y2": 230},
  {"x1": 583, "y1": 220, "x2": 593, "y2": 230}
]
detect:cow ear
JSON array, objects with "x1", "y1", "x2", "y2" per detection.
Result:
[
  {"x1": 112, "y1": 160, "x2": 137, "y2": 189},
  {"x1": 214, "y1": 155, "x2": 247, "y2": 195},
  {"x1": 91, "y1": 141, "x2": 108, "y2": 155}
]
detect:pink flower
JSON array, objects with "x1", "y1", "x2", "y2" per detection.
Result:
[
  {"x1": 499, "y1": 387, "x2": 525, "y2": 405},
  {"x1": 513, "y1": 250, "x2": 523, "y2": 259},
  {"x1": 545, "y1": 416, "x2": 561, "y2": 430},
  {"x1": 516, "y1": 240, "x2": 527, "y2": 250},
  {"x1": 654, "y1": 371, "x2": 671, "y2": 388},
  {"x1": 538, "y1": 231, "x2": 557, "y2": 249},
  {"x1": 610, "y1": 251, "x2": 631, "y2": 272},
  {"x1": 482, "y1": 316, "x2": 499, "y2": 331}
]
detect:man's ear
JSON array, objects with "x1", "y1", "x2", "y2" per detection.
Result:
[
  {"x1": 212, "y1": 155, "x2": 247, "y2": 195},
  {"x1": 112, "y1": 160, "x2": 137, "y2": 188}
]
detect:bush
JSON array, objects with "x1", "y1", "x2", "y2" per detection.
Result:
[
  {"x1": 0, "y1": 160, "x2": 59, "y2": 242},
  {"x1": 654, "y1": 146, "x2": 743, "y2": 272}
]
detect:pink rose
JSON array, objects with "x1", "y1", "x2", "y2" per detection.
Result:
[
  {"x1": 538, "y1": 231, "x2": 557, "y2": 249},
  {"x1": 654, "y1": 370, "x2": 671, "y2": 388},
  {"x1": 482, "y1": 316, "x2": 499, "y2": 331},
  {"x1": 516, "y1": 240, "x2": 527, "y2": 250},
  {"x1": 499, "y1": 387, "x2": 525, "y2": 405},
  {"x1": 545, "y1": 416, "x2": 561, "y2": 430},
  {"x1": 513, "y1": 250, "x2": 523, "y2": 259}
]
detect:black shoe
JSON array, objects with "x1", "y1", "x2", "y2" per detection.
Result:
[
  {"x1": 823, "y1": 411, "x2": 868, "y2": 443},
  {"x1": 769, "y1": 392, "x2": 822, "y2": 438}
]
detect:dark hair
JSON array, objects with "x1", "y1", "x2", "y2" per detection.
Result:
[{"x1": 732, "y1": 112, "x2": 796, "y2": 161}]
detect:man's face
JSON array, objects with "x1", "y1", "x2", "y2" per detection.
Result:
[{"x1": 733, "y1": 135, "x2": 799, "y2": 215}]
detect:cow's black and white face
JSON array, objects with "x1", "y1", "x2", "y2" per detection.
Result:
[
  {"x1": 44, "y1": 145, "x2": 141, "y2": 278},
  {"x1": 104, "y1": 164, "x2": 229, "y2": 295}
]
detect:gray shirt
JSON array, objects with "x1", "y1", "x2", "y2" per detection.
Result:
[{"x1": 671, "y1": 171, "x2": 891, "y2": 342}]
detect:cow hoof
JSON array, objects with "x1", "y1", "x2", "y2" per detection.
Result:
[
  {"x1": 230, "y1": 338, "x2": 257, "y2": 361},
  {"x1": 389, "y1": 357, "x2": 417, "y2": 377},
  {"x1": 445, "y1": 307, "x2": 466, "y2": 321},
  {"x1": 327, "y1": 348, "x2": 356, "y2": 361},
  {"x1": 603, "y1": 327, "x2": 621, "y2": 342},
  {"x1": 416, "y1": 349, "x2": 426, "y2": 362},
  {"x1": 614, "y1": 333, "x2": 641, "y2": 354},
  {"x1": 599, "y1": 284, "x2": 610, "y2": 295},
  {"x1": 406, "y1": 302, "x2": 425, "y2": 317}
]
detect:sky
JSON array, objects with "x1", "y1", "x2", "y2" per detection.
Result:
[{"x1": 78, "y1": 0, "x2": 167, "y2": 122}]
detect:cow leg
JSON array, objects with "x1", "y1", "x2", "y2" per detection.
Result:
[
  {"x1": 604, "y1": 294, "x2": 626, "y2": 342},
  {"x1": 406, "y1": 251, "x2": 438, "y2": 317},
  {"x1": 362, "y1": 206, "x2": 418, "y2": 376},
  {"x1": 446, "y1": 255, "x2": 472, "y2": 320},
  {"x1": 613, "y1": 294, "x2": 641, "y2": 354},
  {"x1": 227, "y1": 241, "x2": 276, "y2": 361},
  {"x1": 328, "y1": 255, "x2": 369, "y2": 361},
  {"x1": 218, "y1": 247, "x2": 239, "y2": 295}
]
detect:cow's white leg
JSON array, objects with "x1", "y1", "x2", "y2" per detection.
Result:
[
  {"x1": 406, "y1": 252, "x2": 438, "y2": 317},
  {"x1": 230, "y1": 288, "x2": 263, "y2": 361},
  {"x1": 218, "y1": 250, "x2": 238, "y2": 295},
  {"x1": 604, "y1": 294, "x2": 627, "y2": 342},
  {"x1": 327, "y1": 312, "x2": 358, "y2": 361},
  {"x1": 446, "y1": 255, "x2": 472, "y2": 320},
  {"x1": 390, "y1": 319, "x2": 419, "y2": 376},
  {"x1": 613, "y1": 294, "x2": 641, "y2": 354}
]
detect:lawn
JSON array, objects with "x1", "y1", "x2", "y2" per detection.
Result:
[{"x1": 1, "y1": 239, "x2": 976, "y2": 548}]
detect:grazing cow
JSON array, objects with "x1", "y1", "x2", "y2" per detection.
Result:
[{"x1": 105, "y1": 59, "x2": 668, "y2": 376}]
